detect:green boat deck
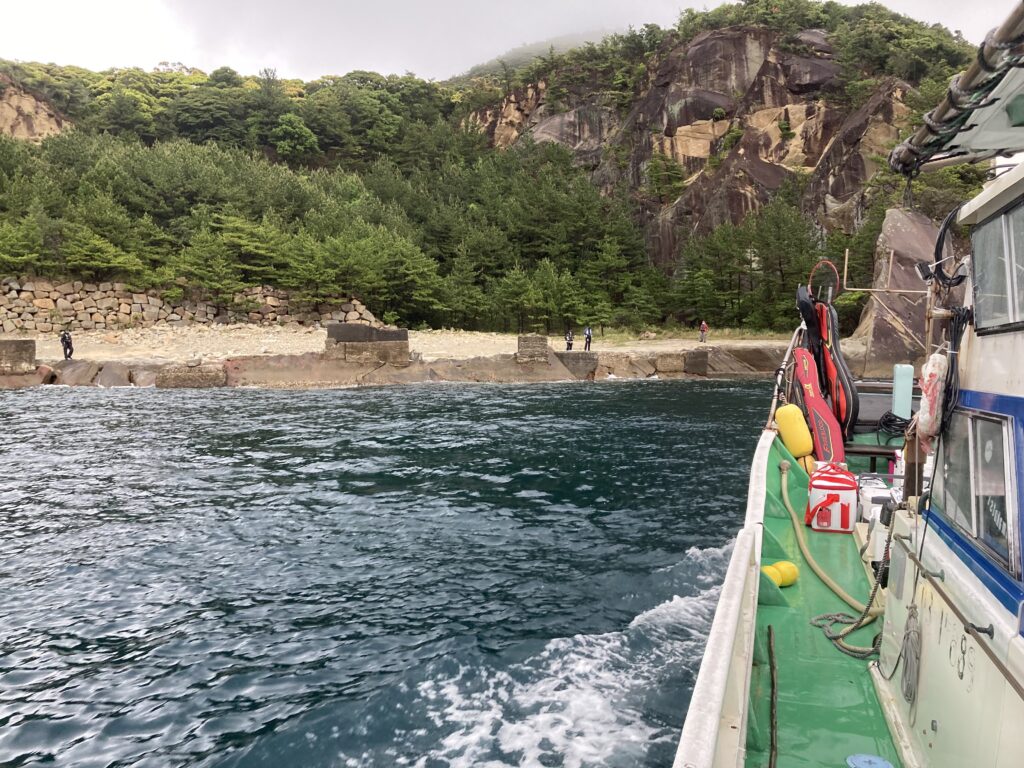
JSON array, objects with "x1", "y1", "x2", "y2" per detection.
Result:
[{"x1": 744, "y1": 439, "x2": 902, "y2": 768}]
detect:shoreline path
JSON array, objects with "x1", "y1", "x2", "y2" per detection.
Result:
[{"x1": 13, "y1": 326, "x2": 797, "y2": 366}]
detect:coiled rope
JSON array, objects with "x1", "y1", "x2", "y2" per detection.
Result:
[{"x1": 901, "y1": 605, "x2": 922, "y2": 705}]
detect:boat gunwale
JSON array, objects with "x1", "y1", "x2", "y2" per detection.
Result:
[{"x1": 673, "y1": 428, "x2": 776, "y2": 768}]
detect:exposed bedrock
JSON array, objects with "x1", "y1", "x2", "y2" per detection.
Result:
[
  {"x1": 0, "y1": 75, "x2": 68, "y2": 142},
  {"x1": 781, "y1": 56, "x2": 841, "y2": 95},
  {"x1": 94, "y1": 362, "x2": 132, "y2": 388},
  {"x1": 848, "y1": 208, "x2": 964, "y2": 377},
  {"x1": 473, "y1": 25, "x2": 911, "y2": 267},
  {"x1": 54, "y1": 360, "x2": 101, "y2": 386},
  {"x1": 803, "y1": 80, "x2": 910, "y2": 233}
]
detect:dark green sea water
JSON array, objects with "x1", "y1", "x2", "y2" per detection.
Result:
[{"x1": 0, "y1": 380, "x2": 767, "y2": 767}]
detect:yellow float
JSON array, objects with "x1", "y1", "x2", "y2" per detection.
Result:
[
  {"x1": 761, "y1": 565, "x2": 783, "y2": 586},
  {"x1": 775, "y1": 403, "x2": 813, "y2": 459},
  {"x1": 773, "y1": 560, "x2": 800, "y2": 587},
  {"x1": 798, "y1": 455, "x2": 816, "y2": 475}
]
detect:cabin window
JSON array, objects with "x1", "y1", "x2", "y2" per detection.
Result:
[
  {"x1": 1010, "y1": 204, "x2": 1024, "y2": 320},
  {"x1": 971, "y1": 214, "x2": 1012, "y2": 328},
  {"x1": 932, "y1": 409, "x2": 1016, "y2": 573},
  {"x1": 933, "y1": 411, "x2": 975, "y2": 533},
  {"x1": 974, "y1": 416, "x2": 1010, "y2": 562}
]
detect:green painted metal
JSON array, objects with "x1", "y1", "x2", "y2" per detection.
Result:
[
  {"x1": 758, "y1": 571, "x2": 789, "y2": 606},
  {"x1": 762, "y1": 526, "x2": 789, "y2": 560},
  {"x1": 745, "y1": 437, "x2": 902, "y2": 768}
]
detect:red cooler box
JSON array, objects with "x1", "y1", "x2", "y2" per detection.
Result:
[{"x1": 804, "y1": 463, "x2": 857, "y2": 533}]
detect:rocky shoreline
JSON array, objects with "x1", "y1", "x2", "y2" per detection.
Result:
[{"x1": 0, "y1": 333, "x2": 786, "y2": 390}]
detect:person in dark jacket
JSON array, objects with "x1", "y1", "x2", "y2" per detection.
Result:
[
  {"x1": 565, "y1": 329, "x2": 574, "y2": 351},
  {"x1": 59, "y1": 329, "x2": 74, "y2": 360}
]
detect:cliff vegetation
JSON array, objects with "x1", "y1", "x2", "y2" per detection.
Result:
[{"x1": 0, "y1": 0, "x2": 985, "y2": 331}]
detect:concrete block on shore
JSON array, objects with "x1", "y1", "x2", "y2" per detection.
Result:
[
  {"x1": 554, "y1": 351, "x2": 598, "y2": 380},
  {"x1": 156, "y1": 363, "x2": 227, "y2": 388},
  {"x1": 516, "y1": 334, "x2": 549, "y2": 363},
  {"x1": 224, "y1": 353, "x2": 376, "y2": 388},
  {"x1": 683, "y1": 348, "x2": 708, "y2": 376},
  {"x1": 654, "y1": 353, "x2": 686, "y2": 373},
  {"x1": 327, "y1": 324, "x2": 408, "y2": 343},
  {"x1": 325, "y1": 325, "x2": 410, "y2": 365},
  {"x1": 0, "y1": 338, "x2": 36, "y2": 374},
  {"x1": 341, "y1": 341, "x2": 410, "y2": 365}
]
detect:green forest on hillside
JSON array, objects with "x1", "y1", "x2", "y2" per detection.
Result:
[{"x1": 0, "y1": 0, "x2": 980, "y2": 330}]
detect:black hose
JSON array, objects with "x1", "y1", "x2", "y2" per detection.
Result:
[
  {"x1": 878, "y1": 410, "x2": 912, "y2": 435},
  {"x1": 941, "y1": 307, "x2": 972, "y2": 432},
  {"x1": 934, "y1": 204, "x2": 966, "y2": 288}
]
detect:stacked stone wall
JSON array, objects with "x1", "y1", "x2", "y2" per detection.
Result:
[
  {"x1": 0, "y1": 277, "x2": 382, "y2": 333},
  {"x1": 515, "y1": 334, "x2": 549, "y2": 363}
]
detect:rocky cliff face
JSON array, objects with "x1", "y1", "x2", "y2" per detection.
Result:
[
  {"x1": 473, "y1": 26, "x2": 911, "y2": 266},
  {"x1": 847, "y1": 208, "x2": 964, "y2": 376},
  {"x1": 0, "y1": 75, "x2": 68, "y2": 142}
]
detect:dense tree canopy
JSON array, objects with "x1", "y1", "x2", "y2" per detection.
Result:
[
  {"x1": 0, "y1": 1, "x2": 980, "y2": 331},
  {"x1": 0, "y1": 131, "x2": 656, "y2": 329}
]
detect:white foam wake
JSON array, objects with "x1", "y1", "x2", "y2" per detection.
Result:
[{"x1": 414, "y1": 544, "x2": 732, "y2": 768}]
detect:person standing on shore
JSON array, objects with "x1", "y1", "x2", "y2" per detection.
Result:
[
  {"x1": 59, "y1": 329, "x2": 74, "y2": 360},
  {"x1": 699, "y1": 320, "x2": 709, "y2": 343},
  {"x1": 565, "y1": 328, "x2": 574, "y2": 351},
  {"x1": 584, "y1": 325, "x2": 593, "y2": 351}
]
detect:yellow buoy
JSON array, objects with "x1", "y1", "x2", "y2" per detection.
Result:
[
  {"x1": 773, "y1": 560, "x2": 799, "y2": 587},
  {"x1": 775, "y1": 403, "x2": 813, "y2": 459},
  {"x1": 798, "y1": 455, "x2": 816, "y2": 475},
  {"x1": 761, "y1": 565, "x2": 783, "y2": 586}
]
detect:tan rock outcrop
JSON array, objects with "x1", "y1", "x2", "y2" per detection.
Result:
[{"x1": 0, "y1": 76, "x2": 68, "y2": 142}]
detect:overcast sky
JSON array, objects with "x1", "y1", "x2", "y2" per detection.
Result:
[{"x1": 1, "y1": 0, "x2": 1014, "y2": 82}]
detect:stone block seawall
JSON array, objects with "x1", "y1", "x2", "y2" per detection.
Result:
[{"x1": 0, "y1": 277, "x2": 382, "y2": 333}]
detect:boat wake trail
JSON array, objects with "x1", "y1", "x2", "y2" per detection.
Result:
[{"x1": 411, "y1": 544, "x2": 732, "y2": 768}]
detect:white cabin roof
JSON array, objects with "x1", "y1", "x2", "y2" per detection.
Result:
[{"x1": 958, "y1": 158, "x2": 1024, "y2": 225}]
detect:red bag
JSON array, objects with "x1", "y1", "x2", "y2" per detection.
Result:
[{"x1": 792, "y1": 349, "x2": 845, "y2": 464}]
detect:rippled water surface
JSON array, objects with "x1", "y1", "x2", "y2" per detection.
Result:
[{"x1": 0, "y1": 380, "x2": 767, "y2": 767}]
